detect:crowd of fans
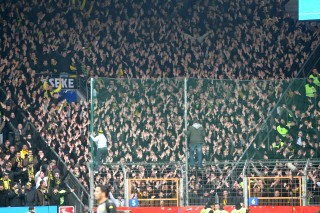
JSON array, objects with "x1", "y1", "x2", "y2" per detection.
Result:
[
  {"x1": 0, "y1": 0, "x2": 320, "y2": 208},
  {"x1": 94, "y1": 78, "x2": 291, "y2": 164}
]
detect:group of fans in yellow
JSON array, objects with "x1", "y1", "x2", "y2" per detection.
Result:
[{"x1": 200, "y1": 202, "x2": 246, "y2": 213}]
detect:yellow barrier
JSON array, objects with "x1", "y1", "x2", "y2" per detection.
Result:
[
  {"x1": 248, "y1": 176, "x2": 302, "y2": 206},
  {"x1": 128, "y1": 178, "x2": 179, "y2": 207}
]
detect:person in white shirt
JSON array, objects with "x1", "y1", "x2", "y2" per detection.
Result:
[
  {"x1": 109, "y1": 192, "x2": 124, "y2": 207},
  {"x1": 90, "y1": 130, "x2": 108, "y2": 172},
  {"x1": 35, "y1": 170, "x2": 48, "y2": 189}
]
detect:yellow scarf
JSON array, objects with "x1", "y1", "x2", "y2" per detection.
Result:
[
  {"x1": 47, "y1": 171, "x2": 53, "y2": 189},
  {"x1": 0, "y1": 178, "x2": 11, "y2": 190},
  {"x1": 16, "y1": 157, "x2": 22, "y2": 168},
  {"x1": 28, "y1": 156, "x2": 34, "y2": 164},
  {"x1": 55, "y1": 178, "x2": 61, "y2": 187},
  {"x1": 223, "y1": 198, "x2": 227, "y2": 205},
  {"x1": 20, "y1": 149, "x2": 28, "y2": 159},
  {"x1": 28, "y1": 166, "x2": 34, "y2": 180}
]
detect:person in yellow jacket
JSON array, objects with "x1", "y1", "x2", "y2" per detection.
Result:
[
  {"x1": 230, "y1": 203, "x2": 246, "y2": 213},
  {"x1": 305, "y1": 77, "x2": 316, "y2": 98},
  {"x1": 214, "y1": 203, "x2": 229, "y2": 213},
  {"x1": 42, "y1": 78, "x2": 63, "y2": 99},
  {"x1": 309, "y1": 68, "x2": 320, "y2": 87},
  {"x1": 276, "y1": 119, "x2": 288, "y2": 139},
  {"x1": 201, "y1": 202, "x2": 214, "y2": 213},
  {"x1": 0, "y1": 172, "x2": 12, "y2": 190},
  {"x1": 20, "y1": 144, "x2": 29, "y2": 159}
]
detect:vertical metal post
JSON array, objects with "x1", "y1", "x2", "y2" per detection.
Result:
[
  {"x1": 178, "y1": 161, "x2": 184, "y2": 206},
  {"x1": 89, "y1": 78, "x2": 95, "y2": 213},
  {"x1": 302, "y1": 176, "x2": 307, "y2": 206},
  {"x1": 121, "y1": 162, "x2": 129, "y2": 207},
  {"x1": 179, "y1": 178, "x2": 184, "y2": 206},
  {"x1": 184, "y1": 78, "x2": 189, "y2": 206},
  {"x1": 243, "y1": 160, "x2": 248, "y2": 209},
  {"x1": 302, "y1": 159, "x2": 310, "y2": 206},
  {"x1": 86, "y1": 76, "x2": 89, "y2": 101}
]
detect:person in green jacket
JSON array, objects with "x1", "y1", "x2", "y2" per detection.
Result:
[{"x1": 187, "y1": 119, "x2": 206, "y2": 169}]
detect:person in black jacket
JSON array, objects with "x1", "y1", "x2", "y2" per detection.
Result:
[
  {"x1": 219, "y1": 190, "x2": 235, "y2": 206},
  {"x1": 48, "y1": 185, "x2": 74, "y2": 206},
  {"x1": 48, "y1": 185, "x2": 61, "y2": 206},
  {"x1": 8, "y1": 182, "x2": 25, "y2": 207},
  {"x1": 24, "y1": 182, "x2": 37, "y2": 207},
  {"x1": 0, "y1": 181, "x2": 9, "y2": 207},
  {"x1": 36, "y1": 180, "x2": 49, "y2": 206}
]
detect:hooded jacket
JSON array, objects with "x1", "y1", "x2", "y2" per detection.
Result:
[{"x1": 187, "y1": 122, "x2": 205, "y2": 144}]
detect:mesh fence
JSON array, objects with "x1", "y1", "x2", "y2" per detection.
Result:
[
  {"x1": 246, "y1": 160, "x2": 307, "y2": 207},
  {"x1": 187, "y1": 78, "x2": 292, "y2": 165},
  {"x1": 97, "y1": 162, "x2": 183, "y2": 207},
  {"x1": 92, "y1": 78, "x2": 185, "y2": 164},
  {"x1": 305, "y1": 159, "x2": 320, "y2": 205},
  {"x1": 128, "y1": 178, "x2": 180, "y2": 206},
  {"x1": 91, "y1": 78, "x2": 307, "y2": 164},
  {"x1": 248, "y1": 176, "x2": 302, "y2": 206},
  {"x1": 91, "y1": 77, "x2": 320, "y2": 206},
  {"x1": 91, "y1": 78, "x2": 319, "y2": 165},
  {"x1": 95, "y1": 159, "x2": 320, "y2": 207}
]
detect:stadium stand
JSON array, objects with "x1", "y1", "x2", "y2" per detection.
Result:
[{"x1": 0, "y1": 0, "x2": 320, "y2": 209}]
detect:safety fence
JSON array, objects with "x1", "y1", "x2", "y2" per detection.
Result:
[
  {"x1": 128, "y1": 178, "x2": 180, "y2": 206},
  {"x1": 248, "y1": 176, "x2": 302, "y2": 206},
  {"x1": 98, "y1": 159, "x2": 320, "y2": 207},
  {"x1": 3, "y1": 205, "x2": 320, "y2": 213},
  {"x1": 114, "y1": 206, "x2": 320, "y2": 213}
]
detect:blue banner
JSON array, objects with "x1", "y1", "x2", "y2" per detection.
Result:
[{"x1": 60, "y1": 90, "x2": 77, "y2": 103}]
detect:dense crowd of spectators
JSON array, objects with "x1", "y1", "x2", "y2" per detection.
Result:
[
  {"x1": 0, "y1": 0, "x2": 320, "y2": 208},
  {"x1": 94, "y1": 78, "x2": 291, "y2": 164}
]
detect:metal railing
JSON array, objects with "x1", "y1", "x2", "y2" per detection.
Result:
[
  {"x1": 0, "y1": 86, "x2": 89, "y2": 213},
  {"x1": 28, "y1": 120, "x2": 90, "y2": 213},
  {"x1": 98, "y1": 159, "x2": 320, "y2": 206}
]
